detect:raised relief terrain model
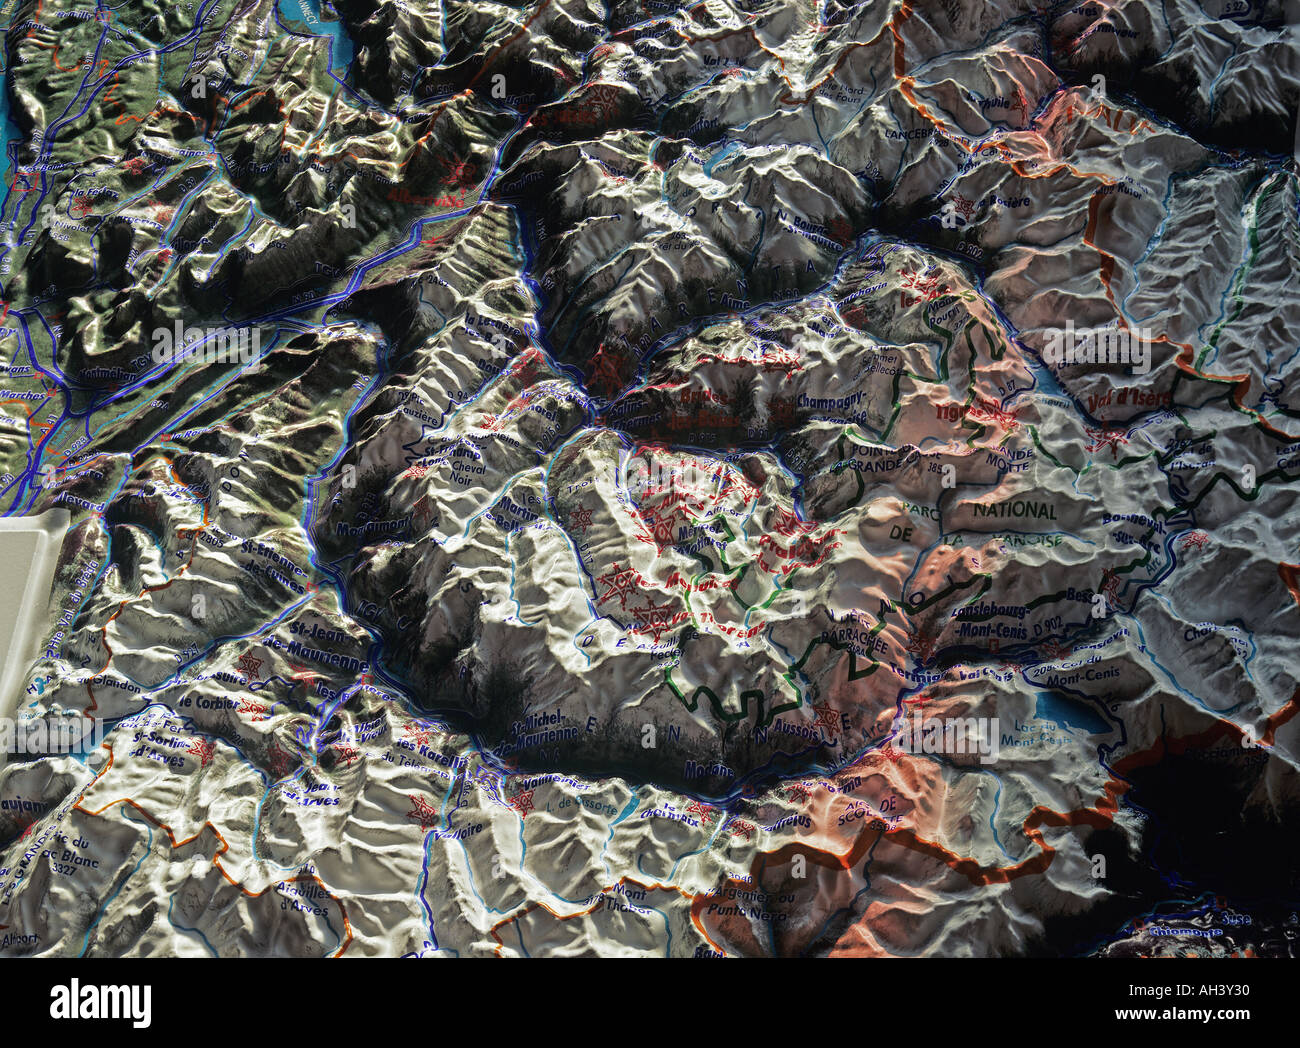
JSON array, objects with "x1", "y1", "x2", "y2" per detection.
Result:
[{"x1": 0, "y1": 0, "x2": 1297, "y2": 958}]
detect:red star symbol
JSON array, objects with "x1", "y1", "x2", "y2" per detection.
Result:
[
  {"x1": 1039, "y1": 640, "x2": 1072, "y2": 661},
  {"x1": 123, "y1": 156, "x2": 147, "y2": 176},
  {"x1": 685, "y1": 801, "x2": 717, "y2": 824},
  {"x1": 187, "y1": 738, "x2": 216, "y2": 767},
  {"x1": 726, "y1": 819, "x2": 755, "y2": 840},
  {"x1": 403, "y1": 723, "x2": 436, "y2": 746},
  {"x1": 905, "y1": 630, "x2": 936, "y2": 663},
  {"x1": 1100, "y1": 567, "x2": 1122, "y2": 603},
  {"x1": 333, "y1": 746, "x2": 361, "y2": 767},
  {"x1": 636, "y1": 506, "x2": 679, "y2": 548},
  {"x1": 438, "y1": 156, "x2": 477, "y2": 188},
  {"x1": 236, "y1": 653, "x2": 263, "y2": 682},
  {"x1": 596, "y1": 563, "x2": 641, "y2": 607},
  {"x1": 569, "y1": 505, "x2": 594, "y2": 535},
  {"x1": 1085, "y1": 426, "x2": 1129, "y2": 459},
  {"x1": 951, "y1": 193, "x2": 976, "y2": 219},
  {"x1": 786, "y1": 783, "x2": 811, "y2": 804},
  {"x1": 631, "y1": 601, "x2": 682, "y2": 643},
  {"x1": 812, "y1": 704, "x2": 842, "y2": 738},
  {"x1": 406, "y1": 794, "x2": 440, "y2": 830},
  {"x1": 1179, "y1": 531, "x2": 1208, "y2": 552},
  {"x1": 238, "y1": 699, "x2": 270, "y2": 721},
  {"x1": 508, "y1": 789, "x2": 535, "y2": 818},
  {"x1": 267, "y1": 740, "x2": 297, "y2": 778}
]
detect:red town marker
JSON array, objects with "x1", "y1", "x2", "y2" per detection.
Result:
[{"x1": 508, "y1": 789, "x2": 536, "y2": 818}]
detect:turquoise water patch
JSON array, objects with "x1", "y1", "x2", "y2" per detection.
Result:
[
  {"x1": 1033, "y1": 692, "x2": 1110, "y2": 735},
  {"x1": 703, "y1": 141, "x2": 743, "y2": 178},
  {"x1": 0, "y1": 0, "x2": 26, "y2": 190},
  {"x1": 278, "y1": 0, "x2": 354, "y2": 74}
]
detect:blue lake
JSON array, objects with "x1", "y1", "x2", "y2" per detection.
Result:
[
  {"x1": 278, "y1": 0, "x2": 354, "y2": 75},
  {"x1": 0, "y1": 0, "x2": 24, "y2": 190},
  {"x1": 1034, "y1": 692, "x2": 1110, "y2": 735}
]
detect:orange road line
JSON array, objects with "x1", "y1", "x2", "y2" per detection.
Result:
[
  {"x1": 726, "y1": 686, "x2": 1300, "y2": 920},
  {"x1": 488, "y1": 876, "x2": 719, "y2": 956},
  {"x1": 49, "y1": 44, "x2": 81, "y2": 72},
  {"x1": 75, "y1": 745, "x2": 353, "y2": 956},
  {"x1": 81, "y1": 457, "x2": 211, "y2": 716}
]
